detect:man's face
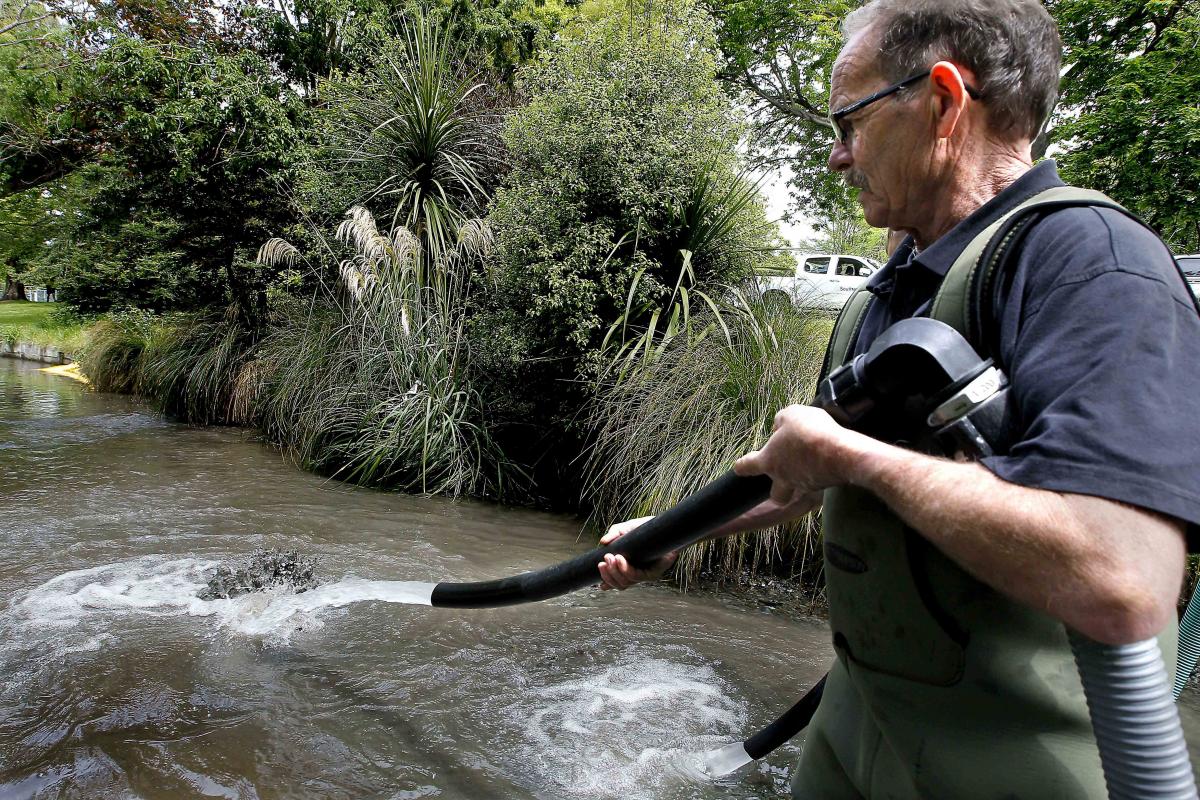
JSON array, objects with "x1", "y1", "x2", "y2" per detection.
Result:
[{"x1": 826, "y1": 31, "x2": 938, "y2": 231}]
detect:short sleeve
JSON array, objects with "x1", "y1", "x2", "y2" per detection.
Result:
[{"x1": 980, "y1": 208, "x2": 1200, "y2": 541}]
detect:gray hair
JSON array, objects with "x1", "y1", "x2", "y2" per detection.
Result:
[{"x1": 843, "y1": 0, "x2": 1061, "y2": 141}]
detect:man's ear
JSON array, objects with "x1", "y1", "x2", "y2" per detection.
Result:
[{"x1": 929, "y1": 61, "x2": 971, "y2": 139}]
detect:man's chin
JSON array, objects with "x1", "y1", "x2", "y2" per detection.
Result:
[{"x1": 858, "y1": 195, "x2": 887, "y2": 228}]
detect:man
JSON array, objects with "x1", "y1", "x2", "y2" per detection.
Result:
[{"x1": 598, "y1": 1, "x2": 1200, "y2": 797}]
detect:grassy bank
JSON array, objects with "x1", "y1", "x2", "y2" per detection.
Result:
[
  {"x1": 0, "y1": 301, "x2": 88, "y2": 353},
  {"x1": 76, "y1": 203, "x2": 513, "y2": 501}
]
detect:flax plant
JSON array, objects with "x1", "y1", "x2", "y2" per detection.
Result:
[{"x1": 601, "y1": 167, "x2": 779, "y2": 379}]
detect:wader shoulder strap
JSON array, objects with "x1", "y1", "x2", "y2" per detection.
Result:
[
  {"x1": 819, "y1": 286, "x2": 874, "y2": 379},
  {"x1": 931, "y1": 186, "x2": 1130, "y2": 348}
]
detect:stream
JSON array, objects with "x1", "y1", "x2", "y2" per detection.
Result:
[
  {"x1": 0, "y1": 359, "x2": 830, "y2": 799},
  {"x1": 3, "y1": 356, "x2": 1199, "y2": 799}
]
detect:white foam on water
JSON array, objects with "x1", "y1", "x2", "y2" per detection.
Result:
[
  {"x1": 6, "y1": 557, "x2": 217, "y2": 637},
  {"x1": 513, "y1": 657, "x2": 747, "y2": 799},
  {"x1": 3, "y1": 556, "x2": 435, "y2": 649},
  {"x1": 194, "y1": 578, "x2": 434, "y2": 638}
]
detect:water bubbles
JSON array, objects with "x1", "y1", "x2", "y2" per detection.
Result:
[{"x1": 508, "y1": 657, "x2": 748, "y2": 799}]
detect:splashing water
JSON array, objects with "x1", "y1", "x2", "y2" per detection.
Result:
[
  {"x1": 197, "y1": 577, "x2": 436, "y2": 637},
  {"x1": 197, "y1": 548, "x2": 322, "y2": 600},
  {"x1": 4, "y1": 556, "x2": 435, "y2": 648},
  {"x1": 504, "y1": 658, "x2": 749, "y2": 798},
  {"x1": 0, "y1": 555, "x2": 773, "y2": 796}
]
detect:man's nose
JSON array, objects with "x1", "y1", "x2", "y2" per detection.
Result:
[{"x1": 828, "y1": 139, "x2": 851, "y2": 173}]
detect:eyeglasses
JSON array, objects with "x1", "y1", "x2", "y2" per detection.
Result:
[{"x1": 828, "y1": 69, "x2": 982, "y2": 145}]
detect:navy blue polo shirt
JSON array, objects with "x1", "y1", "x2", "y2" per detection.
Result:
[{"x1": 851, "y1": 160, "x2": 1200, "y2": 540}]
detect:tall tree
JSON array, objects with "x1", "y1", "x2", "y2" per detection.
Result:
[
  {"x1": 52, "y1": 39, "x2": 306, "y2": 320},
  {"x1": 0, "y1": 0, "x2": 55, "y2": 45},
  {"x1": 1049, "y1": 0, "x2": 1200, "y2": 252},
  {"x1": 429, "y1": 0, "x2": 574, "y2": 80},
  {"x1": 704, "y1": 0, "x2": 855, "y2": 220},
  {"x1": 243, "y1": 0, "x2": 394, "y2": 98},
  {"x1": 2, "y1": 34, "x2": 307, "y2": 317},
  {"x1": 0, "y1": 1, "x2": 77, "y2": 196},
  {"x1": 0, "y1": 187, "x2": 56, "y2": 299}
]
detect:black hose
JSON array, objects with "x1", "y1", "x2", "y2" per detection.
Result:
[
  {"x1": 743, "y1": 673, "x2": 826, "y2": 759},
  {"x1": 430, "y1": 471, "x2": 772, "y2": 608},
  {"x1": 699, "y1": 673, "x2": 827, "y2": 777}
]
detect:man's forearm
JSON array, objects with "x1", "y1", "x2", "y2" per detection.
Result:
[
  {"x1": 709, "y1": 492, "x2": 823, "y2": 540},
  {"x1": 844, "y1": 437, "x2": 1185, "y2": 644}
]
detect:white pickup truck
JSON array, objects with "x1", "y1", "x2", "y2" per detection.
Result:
[
  {"x1": 756, "y1": 253, "x2": 882, "y2": 310},
  {"x1": 1178, "y1": 255, "x2": 1200, "y2": 299}
]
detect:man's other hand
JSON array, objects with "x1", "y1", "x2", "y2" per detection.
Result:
[{"x1": 596, "y1": 516, "x2": 676, "y2": 590}]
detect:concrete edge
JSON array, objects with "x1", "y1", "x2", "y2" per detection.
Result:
[{"x1": 1, "y1": 340, "x2": 73, "y2": 365}]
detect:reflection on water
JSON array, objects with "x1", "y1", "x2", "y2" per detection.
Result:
[{"x1": 0, "y1": 359, "x2": 831, "y2": 799}]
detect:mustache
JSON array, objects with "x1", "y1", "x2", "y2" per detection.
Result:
[{"x1": 844, "y1": 170, "x2": 870, "y2": 192}]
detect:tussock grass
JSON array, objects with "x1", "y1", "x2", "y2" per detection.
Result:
[
  {"x1": 77, "y1": 308, "x2": 254, "y2": 423},
  {"x1": 74, "y1": 246, "x2": 508, "y2": 499},
  {"x1": 587, "y1": 295, "x2": 832, "y2": 586},
  {"x1": 76, "y1": 312, "x2": 155, "y2": 394},
  {"x1": 137, "y1": 308, "x2": 255, "y2": 424},
  {"x1": 253, "y1": 296, "x2": 504, "y2": 497}
]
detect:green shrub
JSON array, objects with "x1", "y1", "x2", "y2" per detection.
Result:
[
  {"x1": 474, "y1": 0, "x2": 786, "y2": 492},
  {"x1": 585, "y1": 294, "x2": 832, "y2": 586}
]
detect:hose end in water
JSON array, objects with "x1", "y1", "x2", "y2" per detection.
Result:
[{"x1": 700, "y1": 741, "x2": 753, "y2": 778}]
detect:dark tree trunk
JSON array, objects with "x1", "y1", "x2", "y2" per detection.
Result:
[
  {"x1": 3, "y1": 275, "x2": 27, "y2": 301},
  {"x1": 224, "y1": 245, "x2": 265, "y2": 333}
]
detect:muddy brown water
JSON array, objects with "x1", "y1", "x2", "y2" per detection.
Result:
[{"x1": 1, "y1": 357, "x2": 1197, "y2": 799}]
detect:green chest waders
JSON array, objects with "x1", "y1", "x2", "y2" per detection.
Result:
[{"x1": 794, "y1": 187, "x2": 1181, "y2": 800}]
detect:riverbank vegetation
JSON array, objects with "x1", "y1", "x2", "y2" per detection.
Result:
[
  {"x1": 587, "y1": 296, "x2": 831, "y2": 585},
  {"x1": 6, "y1": 0, "x2": 1197, "y2": 591},
  {"x1": 0, "y1": 301, "x2": 86, "y2": 352}
]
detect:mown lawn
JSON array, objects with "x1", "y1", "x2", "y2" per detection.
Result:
[
  {"x1": 0, "y1": 301, "x2": 88, "y2": 353},
  {"x1": 0, "y1": 300, "x2": 55, "y2": 326}
]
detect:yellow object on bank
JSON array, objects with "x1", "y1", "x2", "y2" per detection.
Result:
[{"x1": 39, "y1": 363, "x2": 89, "y2": 384}]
